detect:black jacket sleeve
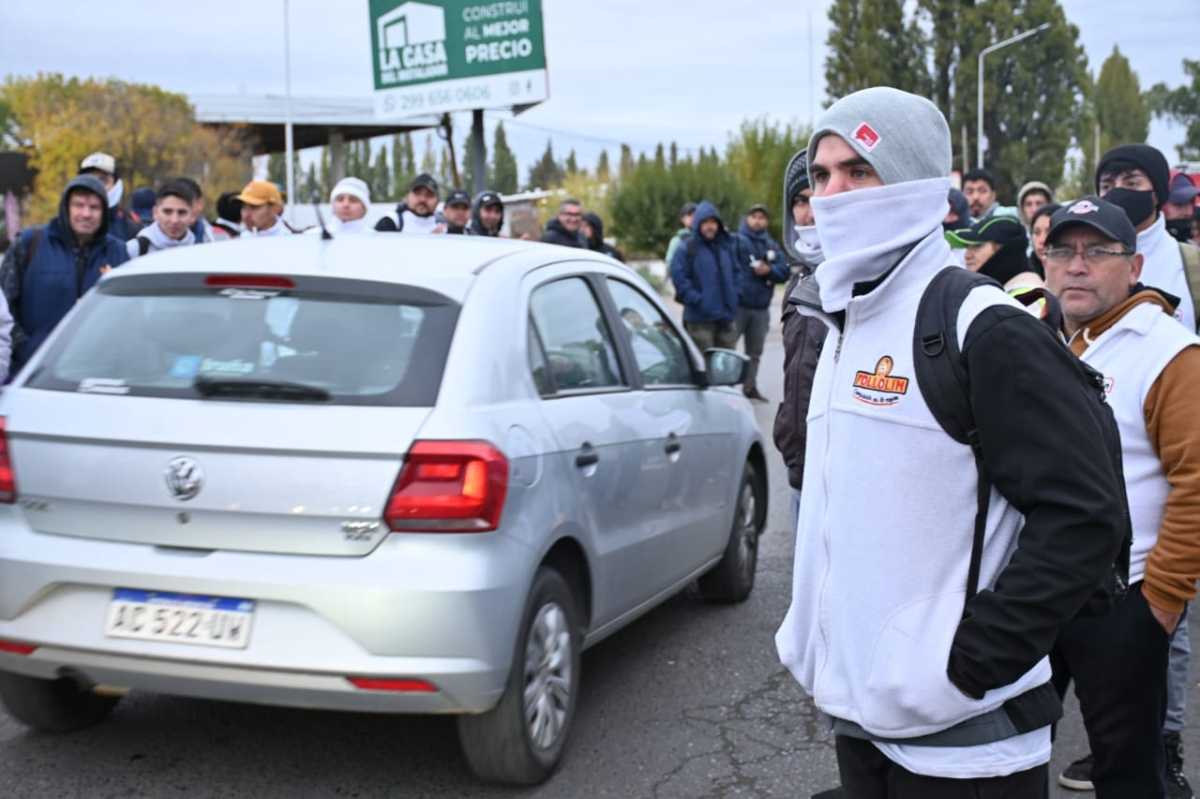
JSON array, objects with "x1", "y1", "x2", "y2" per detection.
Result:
[
  {"x1": 946, "y1": 306, "x2": 1126, "y2": 699},
  {"x1": 773, "y1": 269, "x2": 827, "y2": 490}
]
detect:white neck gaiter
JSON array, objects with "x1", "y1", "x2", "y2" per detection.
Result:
[
  {"x1": 813, "y1": 177, "x2": 951, "y2": 312},
  {"x1": 107, "y1": 178, "x2": 124, "y2": 210},
  {"x1": 332, "y1": 216, "x2": 369, "y2": 235}
]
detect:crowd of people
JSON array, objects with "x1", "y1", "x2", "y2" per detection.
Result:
[
  {"x1": 765, "y1": 86, "x2": 1200, "y2": 799},
  {"x1": 0, "y1": 153, "x2": 634, "y2": 382}
]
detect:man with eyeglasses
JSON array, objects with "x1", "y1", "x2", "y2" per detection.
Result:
[
  {"x1": 540, "y1": 198, "x2": 588, "y2": 248},
  {"x1": 1096, "y1": 145, "x2": 1200, "y2": 334},
  {"x1": 1044, "y1": 196, "x2": 1200, "y2": 799}
]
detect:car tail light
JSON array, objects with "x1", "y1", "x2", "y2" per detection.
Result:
[
  {"x1": 384, "y1": 441, "x2": 508, "y2": 533},
  {"x1": 347, "y1": 677, "x2": 437, "y2": 693},
  {"x1": 0, "y1": 418, "x2": 15, "y2": 503},
  {"x1": 205, "y1": 275, "x2": 295, "y2": 289},
  {"x1": 0, "y1": 639, "x2": 36, "y2": 655}
]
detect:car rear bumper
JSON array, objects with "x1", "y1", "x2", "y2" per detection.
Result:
[{"x1": 0, "y1": 519, "x2": 535, "y2": 714}]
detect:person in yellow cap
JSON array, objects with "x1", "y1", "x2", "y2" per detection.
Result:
[{"x1": 237, "y1": 180, "x2": 293, "y2": 237}]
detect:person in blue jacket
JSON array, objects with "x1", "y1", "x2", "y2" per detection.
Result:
[
  {"x1": 0, "y1": 174, "x2": 129, "y2": 375},
  {"x1": 669, "y1": 200, "x2": 742, "y2": 352},
  {"x1": 736, "y1": 203, "x2": 790, "y2": 401}
]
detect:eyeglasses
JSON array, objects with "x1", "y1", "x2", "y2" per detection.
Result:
[
  {"x1": 561, "y1": 211, "x2": 582, "y2": 218},
  {"x1": 1043, "y1": 245, "x2": 1133, "y2": 265}
]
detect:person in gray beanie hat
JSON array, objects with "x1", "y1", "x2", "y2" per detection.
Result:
[{"x1": 775, "y1": 86, "x2": 1128, "y2": 798}]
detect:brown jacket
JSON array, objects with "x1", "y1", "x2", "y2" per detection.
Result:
[{"x1": 1068, "y1": 289, "x2": 1200, "y2": 614}]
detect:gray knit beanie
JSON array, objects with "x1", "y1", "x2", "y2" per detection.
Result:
[{"x1": 808, "y1": 87, "x2": 951, "y2": 186}]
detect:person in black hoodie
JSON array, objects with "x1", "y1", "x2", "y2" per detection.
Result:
[
  {"x1": 581, "y1": 212, "x2": 624, "y2": 261},
  {"x1": 540, "y1": 199, "x2": 587, "y2": 248},
  {"x1": 443, "y1": 190, "x2": 473, "y2": 235},
  {"x1": 949, "y1": 215, "x2": 1043, "y2": 295},
  {"x1": 469, "y1": 191, "x2": 505, "y2": 236}
]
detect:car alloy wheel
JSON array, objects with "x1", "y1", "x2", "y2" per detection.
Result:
[{"x1": 523, "y1": 602, "x2": 572, "y2": 750}]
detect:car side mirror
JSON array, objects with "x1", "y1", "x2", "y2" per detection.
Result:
[{"x1": 704, "y1": 348, "x2": 748, "y2": 387}]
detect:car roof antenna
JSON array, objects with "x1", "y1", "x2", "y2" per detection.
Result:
[{"x1": 311, "y1": 191, "x2": 333, "y2": 240}]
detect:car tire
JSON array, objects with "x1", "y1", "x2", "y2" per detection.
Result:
[
  {"x1": 698, "y1": 461, "x2": 763, "y2": 603},
  {"x1": 0, "y1": 671, "x2": 120, "y2": 732},
  {"x1": 457, "y1": 567, "x2": 581, "y2": 786}
]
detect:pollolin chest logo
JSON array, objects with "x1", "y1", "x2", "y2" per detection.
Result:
[
  {"x1": 852, "y1": 356, "x2": 910, "y2": 407},
  {"x1": 377, "y1": 2, "x2": 449, "y2": 84}
]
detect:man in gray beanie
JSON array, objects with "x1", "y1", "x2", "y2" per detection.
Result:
[{"x1": 774, "y1": 87, "x2": 1126, "y2": 798}]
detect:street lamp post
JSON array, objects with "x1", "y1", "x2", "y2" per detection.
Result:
[{"x1": 977, "y1": 22, "x2": 1051, "y2": 170}]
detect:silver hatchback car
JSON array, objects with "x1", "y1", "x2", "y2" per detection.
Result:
[{"x1": 0, "y1": 234, "x2": 766, "y2": 784}]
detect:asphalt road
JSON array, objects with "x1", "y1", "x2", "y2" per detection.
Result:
[{"x1": 1, "y1": 293, "x2": 1197, "y2": 798}]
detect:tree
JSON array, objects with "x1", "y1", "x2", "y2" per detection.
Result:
[
  {"x1": 1093, "y1": 46, "x2": 1150, "y2": 170},
  {"x1": 371, "y1": 145, "x2": 390, "y2": 201},
  {"x1": 319, "y1": 147, "x2": 333, "y2": 197},
  {"x1": 301, "y1": 162, "x2": 320, "y2": 201},
  {"x1": 1, "y1": 74, "x2": 253, "y2": 221},
  {"x1": 436, "y1": 145, "x2": 455, "y2": 190},
  {"x1": 653, "y1": 143, "x2": 666, "y2": 169},
  {"x1": 565, "y1": 149, "x2": 579, "y2": 176},
  {"x1": 618, "y1": 144, "x2": 635, "y2": 180},
  {"x1": 267, "y1": 151, "x2": 286, "y2": 188},
  {"x1": 490, "y1": 121, "x2": 519, "y2": 194},
  {"x1": 725, "y1": 118, "x2": 812, "y2": 241},
  {"x1": 527, "y1": 139, "x2": 563, "y2": 189},
  {"x1": 391, "y1": 133, "x2": 415, "y2": 199},
  {"x1": 461, "y1": 124, "x2": 487, "y2": 192},
  {"x1": 946, "y1": 0, "x2": 1089, "y2": 198},
  {"x1": 419, "y1": 134, "x2": 437, "y2": 177},
  {"x1": 669, "y1": 141, "x2": 679, "y2": 167},
  {"x1": 824, "y1": 0, "x2": 929, "y2": 101},
  {"x1": 1148, "y1": 59, "x2": 1200, "y2": 160},
  {"x1": 595, "y1": 150, "x2": 611, "y2": 183}
]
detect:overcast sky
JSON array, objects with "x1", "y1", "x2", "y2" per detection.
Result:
[{"x1": 2, "y1": 0, "x2": 1197, "y2": 188}]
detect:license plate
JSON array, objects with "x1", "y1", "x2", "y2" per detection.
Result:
[{"x1": 105, "y1": 589, "x2": 254, "y2": 649}]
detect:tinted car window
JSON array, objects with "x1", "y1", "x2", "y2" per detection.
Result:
[
  {"x1": 529, "y1": 278, "x2": 624, "y2": 391},
  {"x1": 527, "y1": 317, "x2": 554, "y2": 396},
  {"x1": 28, "y1": 286, "x2": 457, "y2": 406},
  {"x1": 606, "y1": 279, "x2": 694, "y2": 386}
]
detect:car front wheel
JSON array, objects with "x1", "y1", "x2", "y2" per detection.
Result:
[
  {"x1": 457, "y1": 567, "x2": 581, "y2": 785},
  {"x1": 0, "y1": 671, "x2": 120, "y2": 732},
  {"x1": 698, "y1": 460, "x2": 763, "y2": 603}
]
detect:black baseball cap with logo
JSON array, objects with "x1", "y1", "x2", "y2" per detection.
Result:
[
  {"x1": 408, "y1": 173, "x2": 439, "y2": 195},
  {"x1": 445, "y1": 189, "x2": 471, "y2": 208},
  {"x1": 477, "y1": 190, "x2": 503, "y2": 208},
  {"x1": 1047, "y1": 195, "x2": 1138, "y2": 253}
]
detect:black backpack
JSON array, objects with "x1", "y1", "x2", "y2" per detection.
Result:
[{"x1": 912, "y1": 267, "x2": 1131, "y2": 616}]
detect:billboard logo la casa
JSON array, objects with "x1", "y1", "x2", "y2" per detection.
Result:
[{"x1": 377, "y1": 1, "x2": 450, "y2": 82}]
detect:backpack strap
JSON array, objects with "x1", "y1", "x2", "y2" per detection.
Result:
[
  {"x1": 913, "y1": 267, "x2": 1002, "y2": 601},
  {"x1": 1179, "y1": 242, "x2": 1200, "y2": 332}
]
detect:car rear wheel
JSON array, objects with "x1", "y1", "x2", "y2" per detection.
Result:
[
  {"x1": 0, "y1": 671, "x2": 120, "y2": 732},
  {"x1": 457, "y1": 567, "x2": 581, "y2": 785},
  {"x1": 698, "y1": 461, "x2": 763, "y2": 603}
]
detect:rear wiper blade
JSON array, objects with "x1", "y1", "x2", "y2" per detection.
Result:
[{"x1": 193, "y1": 376, "x2": 331, "y2": 401}]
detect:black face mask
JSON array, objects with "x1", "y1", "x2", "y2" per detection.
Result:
[
  {"x1": 1166, "y1": 218, "x2": 1194, "y2": 243},
  {"x1": 1103, "y1": 188, "x2": 1156, "y2": 229}
]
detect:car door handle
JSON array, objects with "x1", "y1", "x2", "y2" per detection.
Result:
[
  {"x1": 575, "y1": 445, "x2": 600, "y2": 468},
  {"x1": 664, "y1": 434, "x2": 682, "y2": 455}
]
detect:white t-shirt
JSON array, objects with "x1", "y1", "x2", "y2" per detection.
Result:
[
  {"x1": 400, "y1": 209, "x2": 440, "y2": 235},
  {"x1": 874, "y1": 726, "x2": 1051, "y2": 779}
]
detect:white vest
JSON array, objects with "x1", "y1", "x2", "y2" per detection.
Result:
[
  {"x1": 776, "y1": 231, "x2": 1050, "y2": 741},
  {"x1": 1077, "y1": 302, "x2": 1199, "y2": 584}
]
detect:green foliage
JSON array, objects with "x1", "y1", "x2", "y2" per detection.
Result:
[
  {"x1": 565, "y1": 149, "x2": 579, "y2": 176},
  {"x1": 1148, "y1": 59, "x2": 1200, "y2": 160},
  {"x1": 610, "y1": 147, "x2": 750, "y2": 257},
  {"x1": 370, "y1": 145, "x2": 390, "y2": 201},
  {"x1": 419, "y1": 134, "x2": 437, "y2": 178},
  {"x1": 824, "y1": 0, "x2": 929, "y2": 101},
  {"x1": 725, "y1": 118, "x2": 812, "y2": 242},
  {"x1": 527, "y1": 139, "x2": 564, "y2": 190},
  {"x1": 595, "y1": 150, "x2": 611, "y2": 183},
  {"x1": 618, "y1": 144, "x2": 635, "y2": 180},
  {"x1": 490, "y1": 121, "x2": 519, "y2": 194},
  {"x1": 461, "y1": 124, "x2": 487, "y2": 193},
  {"x1": 1095, "y1": 46, "x2": 1149, "y2": 149},
  {"x1": 2, "y1": 74, "x2": 252, "y2": 221},
  {"x1": 267, "y1": 152, "x2": 285, "y2": 188},
  {"x1": 391, "y1": 133, "x2": 415, "y2": 200}
]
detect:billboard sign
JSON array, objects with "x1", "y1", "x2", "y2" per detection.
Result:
[{"x1": 370, "y1": 0, "x2": 548, "y2": 118}]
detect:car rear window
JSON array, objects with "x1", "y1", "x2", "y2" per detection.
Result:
[{"x1": 26, "y1": 281, "x2": 459, "y2": 406}]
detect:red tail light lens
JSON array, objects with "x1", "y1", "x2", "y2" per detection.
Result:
[
  {"x1": 347, "y1": 677, "x2": 437, "y2": 693},
  {"x1": 205, "y1": 275, "x2": 295, "y2": 289},
  {"x1": 0, "y1": 639, "x2": 35, "y2": 655},
  {"x1": 0, "y1": 418, "x2": 16, "y2": 503},
  {"x1": 384, "y1": 441, "x2": 508, "y2": 532}
]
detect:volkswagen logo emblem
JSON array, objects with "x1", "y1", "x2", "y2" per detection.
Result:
[{"x1": 165, "y1": 457, "x2": 204, "y2": 502}]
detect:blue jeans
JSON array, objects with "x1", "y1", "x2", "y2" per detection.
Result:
[{"x1": 1166, "y1": 603, "x2": 1191, "y2": 734}]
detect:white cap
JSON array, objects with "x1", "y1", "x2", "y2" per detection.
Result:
[
  {"x1": 330, "y1": 177, "x2": 370, "y2": 207},
  {"x1": 80, "y1": 152, "x2": 116, "y2": 175}
]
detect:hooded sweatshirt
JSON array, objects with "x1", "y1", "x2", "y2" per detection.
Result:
[
  {"x1": 127, "y1": 220, "x2": 196, "y2": 258},
  {"x1": 0, "y1": 175, "x2": 129, "y2": 370},
  {"x1": 469, "y1": 193, "x2": 504, "y2": 237},
  {"x1": 540, "y1": 217, "x2": 587, "y2": 248},
  {"x1": 1065, "y1": 288, "x2": 1200, "y2": 615},
  {"x1": 668, "y1": 201, "x2": 741, "y2": 323},
  {"x1": 1138, "y1": 213, "x2": 1195, "y2": 332},
  {"x1": 1016, "y1": 181, "x2": 1053, "y2": 226},
  {"x1": 582, "y1": 212, "x2": 625, "y2": 262},
  {"x1": 776, "y1": 177, "x2": 1125, "y2": 778}
]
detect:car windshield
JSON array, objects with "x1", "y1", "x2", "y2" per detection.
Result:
[{"x1": 27, "y1": 283, "x2": 458, "y2": 406}]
